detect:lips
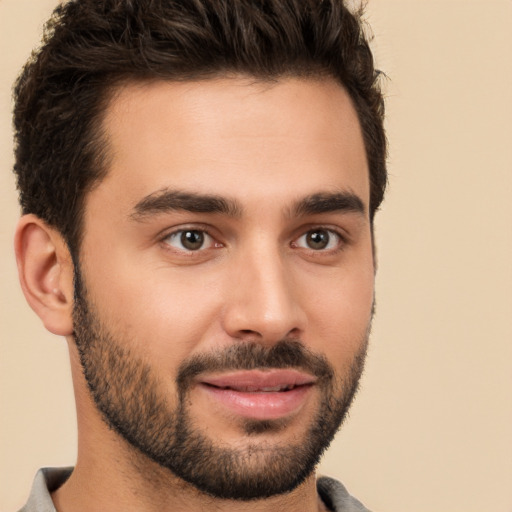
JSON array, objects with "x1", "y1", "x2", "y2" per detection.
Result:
[
  {"x1": 198, "y1": 369, "x2": 316, "y2": 420},
  {"x1": 212, "y1": 384, "x2": 296, "y2": 392}
]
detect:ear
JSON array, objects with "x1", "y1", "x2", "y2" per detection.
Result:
[{"x1": 14, "y1": 214, "x2": 75, "y2": 336}]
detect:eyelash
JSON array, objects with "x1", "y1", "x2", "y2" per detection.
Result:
[
  {"x1": 291, "y1": 227, "x2": 346, "y2": 253},
  {"x1": 159, "y1": 225, "x2": 347, "y2": 256},
  {"x1": 160, "y1": 226, "x2": 221, "y2": 253}
]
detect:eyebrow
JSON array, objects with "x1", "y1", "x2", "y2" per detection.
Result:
[
  {"x1": 291, "y1": 191, "x2": 366, "y2": 218},
  {"x1": 130, "y1": 188, "x2": 365, "y2": 222},
  {"x1": 131, "y1": 189, "x2": 242, "y2": 220}
]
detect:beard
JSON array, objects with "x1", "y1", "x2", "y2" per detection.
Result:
[{"x1": 72, "y1": 268, "x2": 369, "y2": 501}]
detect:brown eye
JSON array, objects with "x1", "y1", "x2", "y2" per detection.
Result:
[
  {"x1": 164, "y1": 229, "x2": 213, "y2": 251},
  {"x1": 295, "y1": 229, "x2": 340, "y2": 251},
  {"x1": 306, "y1": 230, "x2": 330, "y2": 249},
  {"x1": 180, "y1": 230, "x2": 204, "y2": 250}
]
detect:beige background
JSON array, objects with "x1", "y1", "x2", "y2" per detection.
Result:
[{"x1": 1, "y1": 1, "x2": 511, "y2": 511}]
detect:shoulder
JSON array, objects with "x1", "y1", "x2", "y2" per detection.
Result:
[
  {"x1": 317, "y1": 476, "x2": 371, "y2": 512},
  {"x1": 18, "y1": 467, "x2": 73, "y2": 512}
]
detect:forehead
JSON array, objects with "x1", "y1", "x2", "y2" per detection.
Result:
[{"x1": 95, "y1": 76, "x2": 369, "y2": 213}]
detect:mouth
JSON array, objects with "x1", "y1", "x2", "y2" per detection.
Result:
[
  {"x1": 206, "y1": 383, "x2": 301, "y2": 392},
  {"x1": 197, "y1": 369, "x2": 316, "y2": 421}
]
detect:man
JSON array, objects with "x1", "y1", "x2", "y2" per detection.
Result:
[{"x1": 12, "y1": 0, "x2": 386, "y2": 511}]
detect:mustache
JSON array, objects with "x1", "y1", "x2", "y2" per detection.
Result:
[{"x1": 176, "y1": 340, "x2": 334, "y2": 391}]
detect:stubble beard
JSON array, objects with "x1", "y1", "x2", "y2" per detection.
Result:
[{"x1": 72, "y1": 268, "x2": 369, "y2": 501}]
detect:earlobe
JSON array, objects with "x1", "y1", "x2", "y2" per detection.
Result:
[{"x1": 15, "y1": 214, "x2": 75, "y2": 336}]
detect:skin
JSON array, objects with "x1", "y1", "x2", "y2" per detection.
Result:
[{"x1": 15, "y1": 76, "x2": 374, "y2": 512}]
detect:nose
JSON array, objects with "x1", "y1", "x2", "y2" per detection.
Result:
[{"x1": 221, "y1": 244, "x2": 307, "y2": 344}]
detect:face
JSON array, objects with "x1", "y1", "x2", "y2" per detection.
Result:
[{"x1": 73, "y1": 77, "x2": 375, "y2": 500}]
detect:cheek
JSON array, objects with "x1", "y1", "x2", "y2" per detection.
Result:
[
  {"x1": 82, "y1": 251, "x2": 226, "y2": 374},
  {"x1": 303, "y1": 262, "x2": 374, "y2": 364},
  {"x1": 134, "y1": 276, "x2": 223, "y2": 362}
]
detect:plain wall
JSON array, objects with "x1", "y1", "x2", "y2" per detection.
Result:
[{"x1": 1, "y1": 1, "x2": 511, "y2": 511}]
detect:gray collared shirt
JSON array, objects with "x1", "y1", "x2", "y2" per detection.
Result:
[{"x1": 19, "y1": 467, "x2": 371, "y2": 512}]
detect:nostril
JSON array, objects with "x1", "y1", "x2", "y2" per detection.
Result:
[{"x1": 286, "y1": 327, "x2": 302, "y2": 339}]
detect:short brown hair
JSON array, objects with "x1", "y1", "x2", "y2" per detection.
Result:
[{"x1": 13, "y1": 0, "x2": 387, "y2": 253}]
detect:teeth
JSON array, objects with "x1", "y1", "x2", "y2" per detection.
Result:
[
  {"x1": 261, "y1": 386, "x2": 284, "y2": 392},
  {"x1": 225, "y1": 385, "x2": 295, "y2": 392}
]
